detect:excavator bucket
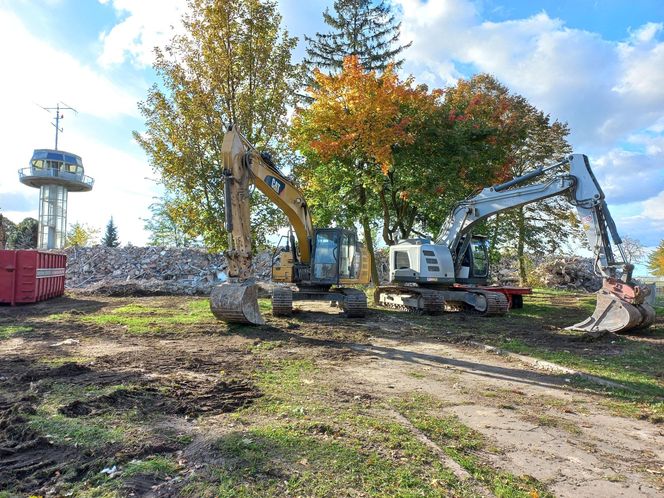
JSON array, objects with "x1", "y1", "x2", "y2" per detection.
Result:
[
  {"x1": 210, "y1": 282, "x2": 265, "y2": 325},
  {"x1": 567, "y1": 289, "x2": 654, "y2": 334}
]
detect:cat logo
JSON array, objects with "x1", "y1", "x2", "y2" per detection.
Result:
[{"x1": 264, "y1": 175, "x2": 285, "y2": 195}]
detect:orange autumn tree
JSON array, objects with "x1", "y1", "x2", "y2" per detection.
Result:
[{"x1": 291, "y1": 55, "x2": 441, "y2": 288}]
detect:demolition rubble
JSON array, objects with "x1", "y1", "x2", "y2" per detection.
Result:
[
  {"x1": 63, "y1": 246, "x2": 604, "y2": 296},
  {"x1": 64, "y1": 246, "x2": 273, "y2": 296}
]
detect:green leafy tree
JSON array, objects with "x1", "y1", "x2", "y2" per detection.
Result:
[
  {"x1": 8, "y1": 218, "x2": 38, "y2": 249},
  {"x1": 143, "y1": 197, "x2": 202, "y2": 247},
  {"x1": 386, "y1": 74, "x2": 529, "y2": 244},
  {"x1": 292, "y1": 56, "x2": 440, "y2": 288},
  {"x1": 0, "y1": 213, "x2": 15, "y2": 249},
  {"x1": 305, "y1": 0, "x2": 410, "y2": 73},
  {"x1": 648, "y1": 240, "x2": 664, "y2": 276},
  {"x1": 135, "y1": 0, "x2": 302, "y2": 251},
  {"x1": 66, "y1": 222, "x2": 99, "y2": 248},
  {"x1": 101, "y1": 217, "x2": 120, "y2": 247},
  {"x1": 483, "y1": 96, "x2": 578, "y2": 285}
]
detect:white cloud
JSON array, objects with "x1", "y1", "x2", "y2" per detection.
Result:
[
  {"x1": 0, "y1": 6, "x2": 158, "y2": 245},
  {"x1": 395, "y1": 0, "x2": 664, "y2": 149},
  {"x1": 97, "y1": 0, "x2": 185, "y2": 68},
  {"x1": 591, "y1": 147, "x2": 664, "y2": 204}
]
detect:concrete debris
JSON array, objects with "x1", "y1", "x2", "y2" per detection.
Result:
[
  {"x1": 62, "y1": 246, "x2": 603, "y2": 296},
  {"x1": 532, "y1": 256, "x2": 602, "y2": 292},
  {"x1": 63, "y1": 246, "x2": 273, "y2": 296}
]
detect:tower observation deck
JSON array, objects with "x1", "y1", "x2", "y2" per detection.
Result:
[{"x1": 18, "y1": 104, "x2": 94, "y2": 250}]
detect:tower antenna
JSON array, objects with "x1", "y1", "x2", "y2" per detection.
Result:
[{"x1": 38, "y1": 102, "x2": 78, "y2": 150}]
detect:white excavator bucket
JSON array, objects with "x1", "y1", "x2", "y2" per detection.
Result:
[{"x1": 210, "y1": 282, "x2": 265, "y2": 325}]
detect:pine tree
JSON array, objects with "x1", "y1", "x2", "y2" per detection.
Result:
[
  {"x1": 101, "y1": 218, "x2": 120, "y2": 247},
  {"x1": 304, "y1": 0, "x2": 411, "y2": 73}
]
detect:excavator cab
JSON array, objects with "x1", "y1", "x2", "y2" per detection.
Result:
[
  {"x1": 311, "y1": 228, "x2": 368, "y2": 285},
  {"x1": 455, "y1": 235, "x2": 490, "y2": 284}
]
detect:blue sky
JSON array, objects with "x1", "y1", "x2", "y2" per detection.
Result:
[{"x1": 0, "y1": 0, "x2": 662, "y2": 273}]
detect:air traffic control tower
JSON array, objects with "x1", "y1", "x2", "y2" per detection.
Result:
[{"x1": 18, "y1": 104, "x2": 94, "y2": 249}]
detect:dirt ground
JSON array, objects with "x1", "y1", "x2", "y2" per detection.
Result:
[{"x1": 0, "y1": 293, "x2": 662, "y2": 497}]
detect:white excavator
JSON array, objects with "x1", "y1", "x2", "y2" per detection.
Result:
[{"x1": 377, "y1": 154, "x2": 656, "y2": 333}]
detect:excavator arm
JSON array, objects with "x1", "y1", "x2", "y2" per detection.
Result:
[
  {"x1": 436, "y1": 154, "x2": 654, "y2": 332},
  {"x1": 221, "y1": 126, "x2": 314, "y2": 277},
  {"x1": 211, "y1": 126, "x2": 314, "y2": 325}
]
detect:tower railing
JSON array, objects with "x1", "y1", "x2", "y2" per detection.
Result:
[{"x1": 18, "y1": 167, "x2": 95, "y2": 188}]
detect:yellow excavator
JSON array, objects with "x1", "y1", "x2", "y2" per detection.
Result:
[{"x1": 210, "y1": 126, "x2": 371, "y2": 325}]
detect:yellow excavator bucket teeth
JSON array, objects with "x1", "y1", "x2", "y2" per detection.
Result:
[
  {"x1": 567, "y1": 289, "x2": 655, "y2": 334},
  {"x1": 210, "y1": 282, "x2": 265, "y2": 325}
]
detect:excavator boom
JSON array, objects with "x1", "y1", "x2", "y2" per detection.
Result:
[{"x1": 210, "y1": 127, "x2": 314, "y2": 325}]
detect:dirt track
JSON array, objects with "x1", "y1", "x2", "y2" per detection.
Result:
[{"x1": 0, "y1": 294, "x2": 662, "y2": 497}]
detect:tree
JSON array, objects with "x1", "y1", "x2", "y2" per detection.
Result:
[
  {"x1": 7, "y1": 218, "x2": 38, "y2": 249},
  {"x1": 292, "y1": 56, "x2": 441, "y2": 289},
  {"x1": 387, "y1": 74, "x2": 529, "y2": 243},
  {"x1": 135, "y1": 0, "x2": 302, "y2": 251},
  {"x1": 476, "y1": 83, "x2": 577, "y2": 285},
  {"x1": 101, "y1": 217, "x2": 120, "y2": 247},
  {"x1": 0, "y1": 213, "x2": 13, "y2": 249},
  {"x1": 66, "y1": 223, "x2": 99, "y2": 248},
  {"x1": 620, "y1": 236, "x2": 646, "y2": 265},
  {"x1": 143, "y1": 197, "x2": 202, "y2": 247},
  {"x1": 305, "y1": 0, "x2": 410, "y2": 73},
  {"x1": 647, "y1": 240, "x2": 664, "y2": 276}
]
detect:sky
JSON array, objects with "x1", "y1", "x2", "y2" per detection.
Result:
[{"x1": 0, "y1": 0, "x2": 662, "y2": 272}]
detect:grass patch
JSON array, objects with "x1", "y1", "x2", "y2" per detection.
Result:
[
  {"x1": 28, "y1": 413, "x2": 125, "y2": 447},
  {"x1": 394, "y1": 395, "x2": 554, "y2": 498},
  {"x1": 0, "y1": 325, "x2": 33, "y2": 339},
  {"x1": 123, "y1": 455, "x2": 181, "y2": 478},
  {"x1": 70, "y1": 298, "x2": 218, "y2": 334}
]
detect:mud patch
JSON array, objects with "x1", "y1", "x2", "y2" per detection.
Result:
[
  {"x1": 0, "y1": 396, "x2": 109, "y2": 494},
  {"x1": 57, "y1": 380, "x2": 260, "y2": 419}
]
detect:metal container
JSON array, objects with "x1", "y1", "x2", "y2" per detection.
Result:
[{"x1": 0, "y1": 250, "x2": 66, "y2": 305}]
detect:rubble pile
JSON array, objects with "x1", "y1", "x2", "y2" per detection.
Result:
[
  {"x1": 532, "y1": 256, "x2": 602, "y2": 292},
  {"x1": 64, "y1": 246, "x2": 274, "y2": 296},
  {"x1": 491, "y1": 256, "x2": 521, "y2": 285}
]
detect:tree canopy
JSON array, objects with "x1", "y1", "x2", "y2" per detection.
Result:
[
  {"x1": 648, "y1": 240, "x2": 664, "y2": 276},
  {"x1": 135, "y1": 0, "x2": 302, "y2": 251},
  {"x1": 66, "y1": 222, "x2": 99, "y2": 248},
  {"x1": 304, "y1": 0, "x2": 410, "y2": 73}
]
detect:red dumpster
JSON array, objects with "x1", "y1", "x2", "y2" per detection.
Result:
[{"x1": 0, "y1": 250, "x2": 67, "y2": 305}]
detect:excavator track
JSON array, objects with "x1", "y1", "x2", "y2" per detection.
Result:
[
  {"x1": 272, "y1": 286, "x2": 294, "y2": 316},
  {"x1": 467, "y1": 289, "x2": 509, "y2": 316},
  {"x1": 376, "y1": 287, "x2": 446, "y2": 315},
  {"x1": 339, "y1": 288, "x2": 368, "y2": 318}
]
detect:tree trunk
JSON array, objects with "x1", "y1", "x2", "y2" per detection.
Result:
[
  {"x1": 359, "y1": 184, "x2": 380, "y2": 303},
  {"x1": 516, "y1": 207, "x2": 527, "y2": 285}
]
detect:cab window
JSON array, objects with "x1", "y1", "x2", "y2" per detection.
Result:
[{"x1": 471, "y1": 239, "x2": 488, "y2": 277}]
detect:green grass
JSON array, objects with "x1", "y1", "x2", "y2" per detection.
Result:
[
  {"x1": 27, "y1": 382, "x2": 139, "y2": 448},
  {"x1": 393, "y1": 395, "x2": 554, "y2": 498},
  {"x1": 28, "y1": 412, "x2": 125, "y2": 447},
  {"x1": 54, "y1": 299, "x2": 219, "y2": 334},
  {"x1": 0, "y1": 325, "x2": 33, "y2": 339},
  {"x1": 123, "y1": 455, "x2": 181, "y2": 478}
]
